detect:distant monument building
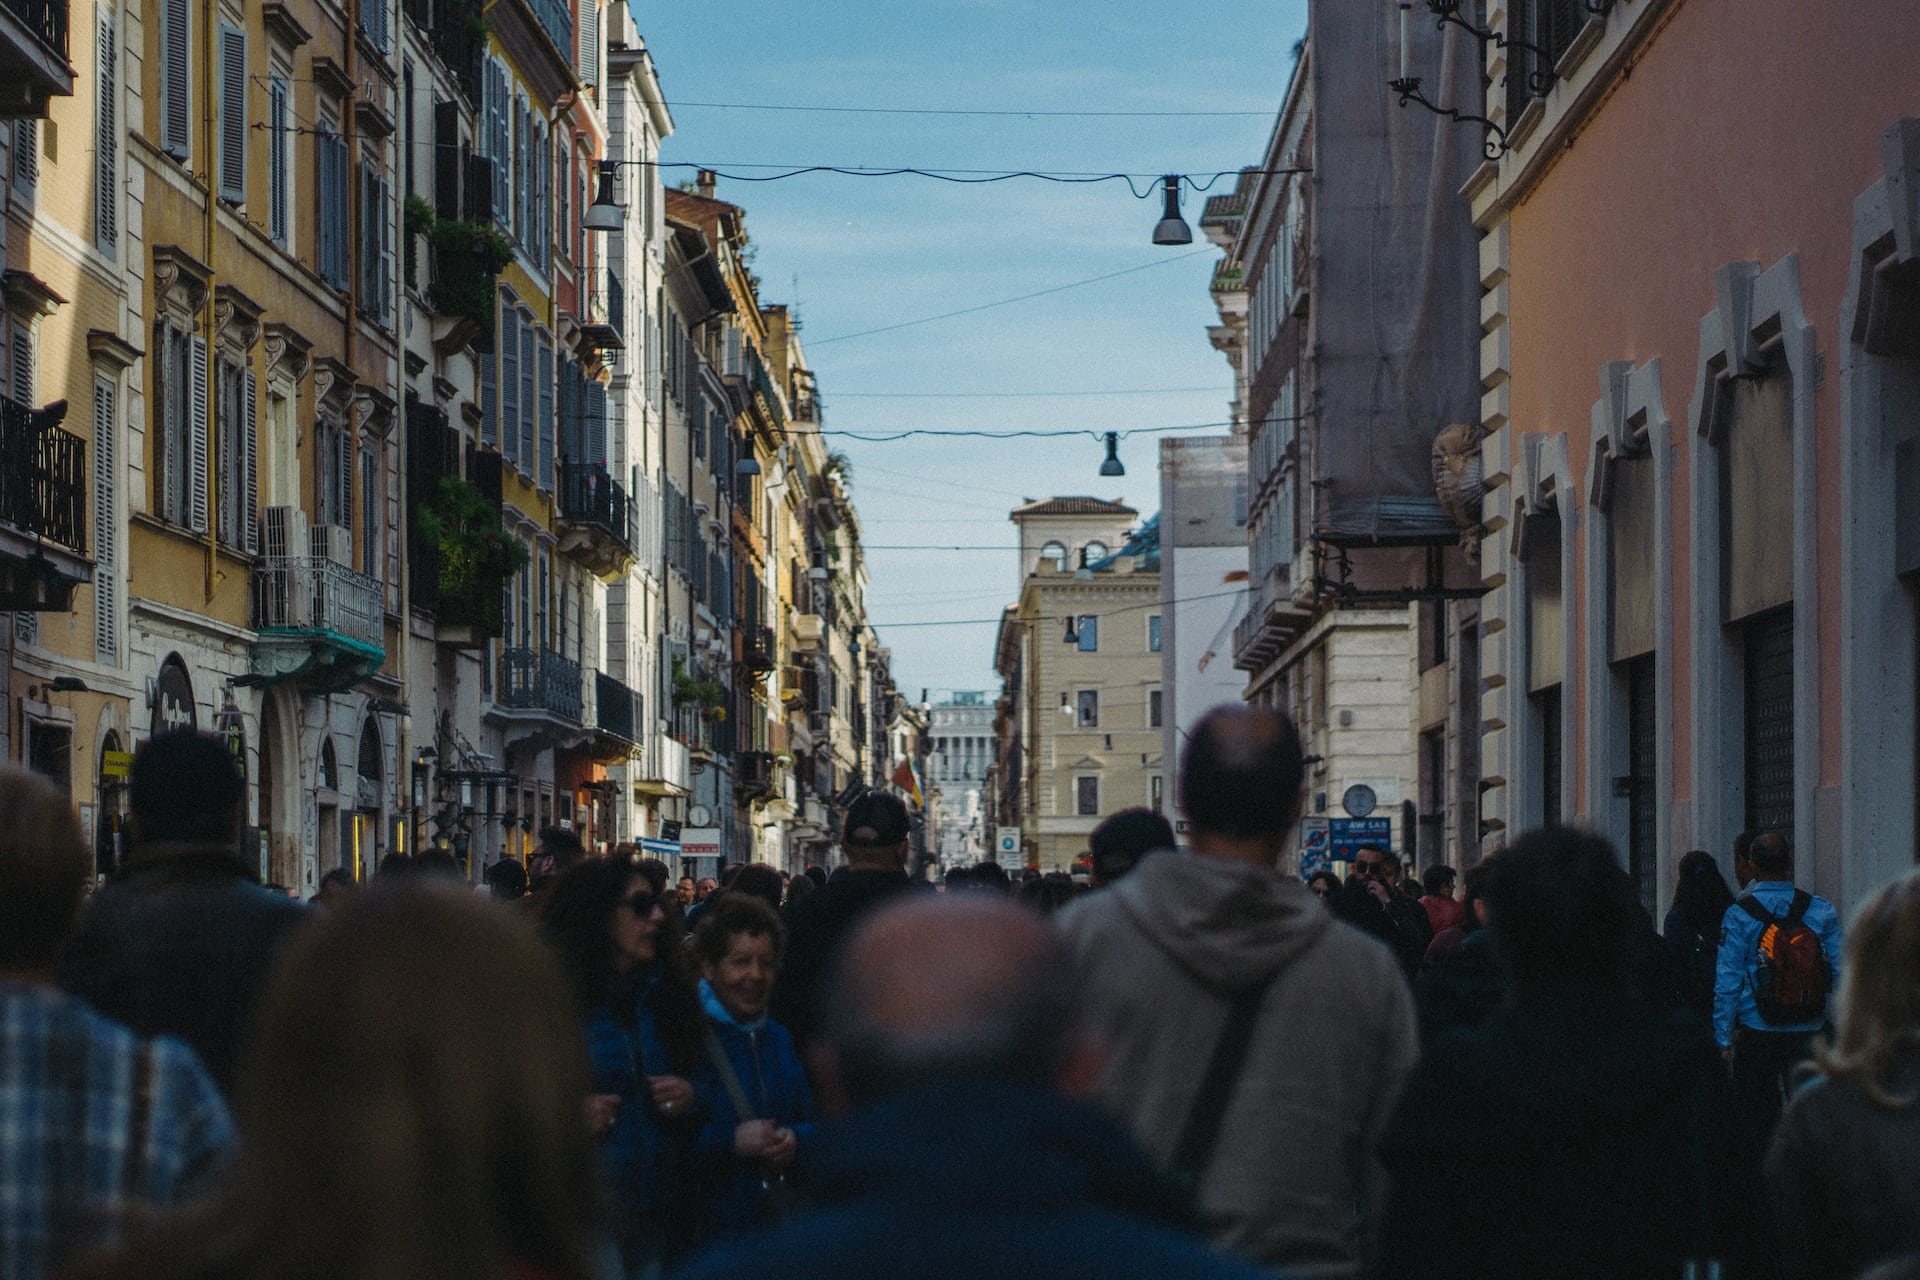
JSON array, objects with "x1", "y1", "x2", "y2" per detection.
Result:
[{"x1": 928, "y1": 692, "x2": 994, "y2": 867}]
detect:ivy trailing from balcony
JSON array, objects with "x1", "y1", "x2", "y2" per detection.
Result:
[
  {"x1": 670, "y1": 656, "x2": 727, "y2": 710},
  {"x1": 416, "y1": 476, "x2": 528, "y2": 636}
]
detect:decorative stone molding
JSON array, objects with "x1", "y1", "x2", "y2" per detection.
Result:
[
  {"x1": 2, "y1": 270, "x2": 65, "y2": 319},
  {"x1": 261, "y1": 2, "x2": 312, "y2": 48},
  {"x1": 86, "y1": 330, "x2": 143, "y2": 374},
  {"x1": 213, "y1": 284, "x2": 265, "y2": 361},
  {"x1": 352, "y1": 385, "x2": 396, "y2": 440},
  {"x1": 311, "y1": 357, "x2": 357, "y2": 422},
  {"x1": 262, "y1": 323, "x2": 312, "y2": 388},
  {"x1": 152, "y1": 246, "x2": 212, "y2": 330}
]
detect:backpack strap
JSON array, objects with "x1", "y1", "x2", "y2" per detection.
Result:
[
  {"x1": 1171, "y1": 973, "x2": 1278, "y2": 1183},
  {"x1": 1735, "y1": 896, "x2": 1776, "y2": 928},
  {"x1": 1785, "y1": 889, "x2": 1811, "y2": 925},
  {"x1": 701, "y1": 1023, "x2": 758, "y2": 1122}
]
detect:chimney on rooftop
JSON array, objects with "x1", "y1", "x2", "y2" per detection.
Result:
[{"x1": 697, "y1": 169, "x2": 717, "y2": 199}]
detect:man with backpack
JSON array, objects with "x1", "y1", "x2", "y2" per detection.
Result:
[{"x1": 1713, "y1": 829, "x2": 1842, "y2": 1150}]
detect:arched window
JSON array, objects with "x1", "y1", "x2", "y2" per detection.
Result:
[
  {"x1": 1081, "y1": 541, "x2": 1109, "y2": 566},
  {"x1": 1039, "y1": 541, "x2": 1066, "y2": 569}
]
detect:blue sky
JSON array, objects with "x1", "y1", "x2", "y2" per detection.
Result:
[{"x1": 630, "y1": 0, "x2": 1308, "y2": 701}]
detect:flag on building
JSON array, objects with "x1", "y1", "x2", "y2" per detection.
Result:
[{"x1": 891, "y1": 757, "x2": 923, "y2": 808}]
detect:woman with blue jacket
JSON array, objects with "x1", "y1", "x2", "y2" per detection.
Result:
[
  {"x1": 542, "y1": 857, "x2": 704, "y2": 1276},
  {"x1": 687, "y1": 894, "x2": 815, "y2": 1243}
]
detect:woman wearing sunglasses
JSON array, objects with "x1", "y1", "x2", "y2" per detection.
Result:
[{"x1": 542, "y1": 857, "x2": 704, "y2": 1277}]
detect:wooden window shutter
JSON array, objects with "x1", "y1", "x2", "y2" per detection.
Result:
[
  {"x1": 578, "y1": 1, "x2": 598, "y2": 87},
  {"x1": 433, "y1": 99, "x2": 460, "y2": 219},
  {"x1": 268, "y1": 77, "x2": 288, "y2": 243},
  {"x1": 162, "y1": 0, "x2": 191, "y2": 159},
  {"x1": 243, "y1": 369, "x2": 259, "y2": 553},
  {"x1": 217, "y1": 22, "x2": 246, "y2": 204},
  {"x1": 499, "y1": 308, "x2": 518, "y2": 463},
  {"x1": 12, "y1": 121, "x2": 36, "y2": 190},
  {"x1": 479, "y1": 346, "x2": 497, "y2": 447},
  {"x1": 537, "y1": 334, "x2": 554, "y2": 491},
  {"x1": 379, "y1": 172, "x2": 395, "y2": 322},
  {"x1": 587, "y1": 379, "x2": 606, "y2": 465},
  {"x1": 96, "y1": 18, "x2": 116, "y2": 251},
  {"x1": 518, "y1": 320, "x2": 534, "y2": 469},
  {"x1": 93, "y1": 377, "x2": 118, "y2": 661},
  {"x1": 10, "y1": 325, "x2": 32, "y2": 405},
  {"x1": 188, "y1": 336, "x2": 209, "y2": 533}
]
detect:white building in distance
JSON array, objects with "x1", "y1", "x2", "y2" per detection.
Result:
[{"x1": 927, "y1": 691, "x2": 994, "y2": 866}]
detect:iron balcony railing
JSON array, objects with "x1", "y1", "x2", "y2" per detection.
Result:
[
  {"x1": 252, "y1": 557, "x2": 384, "y2": 650},
  {"x1": 0, "y1": 395, "x2": 85, "y2": 553},
  {"x1": 499, "y1": 646, "x2": 583, "y2": 721},
  {"x1": 558, "y1": 460, "x2": 636, "y2": 555},
  {"x1": 743, "y1": 624, "x2": 776, "y2": 672},
  {"x1": 5, "y1": 0, "x2": 68, "y2": 61},
  {"x1": 596, "y1": 671, "x2": 640, "y2": 744}
]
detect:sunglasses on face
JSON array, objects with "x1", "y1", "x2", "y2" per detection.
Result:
[{"x1": 1356, "y1": 860, "x2": 1390, "y2": 877}]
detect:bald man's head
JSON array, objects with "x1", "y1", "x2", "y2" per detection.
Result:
[
  {"x1": 819, "y1": 897, "x2": 1090, "y2": 1104},
  {"x1": 1179, "y1": 703, "x2": 1305, "y2": 845}
]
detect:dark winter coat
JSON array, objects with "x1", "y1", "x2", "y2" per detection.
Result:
[
  {"x1": 769, "y1": 868, "x2": 923, "y2": 1049},
  {"x1": 667, "y1": 1079, "x2": 1278, "y2": 1280},
  {"x1": 1766, "y1": 1048, "x2": 1920, "y2": 1280},
  {"x1": 584, "y1": 968, "x2": 702, "y2": 1255},
  {"x1": 688, "y1": 984, "x2": 816, "y2": 1240},
  {"x1": 1413, "y1": 926, "x2": 1504, "y2": 1043},
  {"x1": 1379, "y1": 988, "x2": 1744, "y2": 1280},
  {"x1": 1663, "y1": 905, "x2": 1721, "y2": 1016},
  {"x1": 57, "y1": 841, "x2": 309, "y2": 1095},
  {"x1": 1330, "y1": 879, "x2": 1430, "y2": 979}
]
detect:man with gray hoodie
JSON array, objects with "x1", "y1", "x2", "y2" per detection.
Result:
[{"x1": 1056, "y1": 704, "x2": 1417, "y2": 1278}]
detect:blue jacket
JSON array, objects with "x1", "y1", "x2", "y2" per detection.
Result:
[
  {"x1": 1712, "y1": 881, "x2": 1843, "y2": 1048},
  {"x1": 687, "y1": 982, "x2": 815, "y2": 1239},
  {"x1": 669, "y1": 1079, "x2": 1278, "y2": 1280},
  {"x1": 585, "y1": 970, "x2": 690, "y2": 1227}
]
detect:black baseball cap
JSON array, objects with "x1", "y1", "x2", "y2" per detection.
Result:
[{"x1": 844, "y1": 791, "x2": 911, "y2": 846}]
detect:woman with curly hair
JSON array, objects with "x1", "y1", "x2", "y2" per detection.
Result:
[
  {"x1": 74, "y1": 882, "x2": 604, "y2": 1280},
  {"x1": 541, "y1": 856, "x2": 703, "y2": 1276},
  {"x1": 1767, "y1": 871, "x2": 1920, "y2": 1280}
]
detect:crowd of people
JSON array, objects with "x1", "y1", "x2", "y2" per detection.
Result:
[{"x1": 1, "y1": 716, "x2": 1917, "y2": 1279}]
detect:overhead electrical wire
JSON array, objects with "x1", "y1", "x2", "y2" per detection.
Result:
[
  {"x1": 662, "y1": 100, "x2": 1275, "y2": 119},
  {"x1": 871, "y1": 587, "x2": 1247, "y2": 631},
  {"x1": 833, "y1": 386, "x2": 1223, "y2": 399}
]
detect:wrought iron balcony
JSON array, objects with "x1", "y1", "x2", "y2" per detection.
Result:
[
  {"x1": 743, "y1": 623, "x2": 776, "y2": 672},
  {"x1": 594, "y1": 671, "x2": 642, "y2": 757},
  {"x1": 0, "y1": 394, "x2": 83, "y2": 552},
  {"x1": 250, "y1": 556, "x2": 386, "y2": 690},
  {"x1": 498, "y1": 646, "x2": 583, "y2": 721},
  {"x1": 0, "y1": 0, "x2": 72, "y2": 118},
  {"x1": 556, "y1": 460, "x2": 636, "y2": 581}
]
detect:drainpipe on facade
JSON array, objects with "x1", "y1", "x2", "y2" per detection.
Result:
[{"x1": 201, "y1": 0, "x2": 218, "y2": 604}]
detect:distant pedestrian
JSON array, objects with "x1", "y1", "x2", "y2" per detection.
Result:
[
  {"x1": 75, "y1": 882, "x2": 605, "y2": 1280},
  {"x1": 1665, "y1": 849, "x2": 1735, "y2": 1015},
  {"x1": 1413, "y1": 863, "x2": 1503, "y2": 1042},
  {"x1": 724, "y1": 863, "x2": 786, "y2": 913},
  {"x1": 671, "y1": 896, "x2": 1274, "y2": 1280},
  {"x1": 542, "y1": 858, "x2": 703, "y2": 1274},
  {"x1": 1766, "y1": 871, "x2": 1920, "y2": 1280},
  {"x1": 1305, "y1": 869, "x2": 1341, "y2": 901},
  {"x1": 1017, "y1": 871, "x2": 1079, "y2": 916},
  {"x1": 313, "y1": 865, "x2": 356, "y2": 909},
  {"x1": 1380, "y1": 826, "x2": 1741, "y2": 1280},
  {"x1": 769, "y1": 791, "x2": 924, "y2": 1054},
  {"x1": 483, "y1": 856, "x2": 529, "y2": 902},
  {"x1": 59, "y1": 730, "x2": 308, "y2": 1096},
  {"x1": 677, "y1": 875, "x2": 698, "y2": 907},
  {"x1": 1058, "y1": 705, "x2": 1416, "y2": 1275},
  {"x1": 1331, "y1": 845, "x2": 1433, "y2": 979},
  {"x1": 1715, "y1": 830, "x2": 1842, "y2": 1153},
  {"x1": 1088, "y1": 807, "x2": 1174, "y2": 888},
  {"x1": 0, "y1": 765, "x2": 232, "y2": 1280},
  {"x1": 525, "y1": 825, "x2": 586, "y2": 911},
  {"x1": 1418, "y1": 865, "x2": 1465, "y2": 936}
]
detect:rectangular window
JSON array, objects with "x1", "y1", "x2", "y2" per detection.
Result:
[
  {"x1": 267, "y1": 73, "x2": 290, "y2": 246},
  {"x1": 316, "y1": 418, "x2": 350, "y2": 533},
  {"x1": 361, "y1": 445, "x2": 380, "y2": 577},
  {"x1": 1623, "y1": 654, "x2": 1657, "y2": 909},
  {"x1": 12, "y1": 120, "x2": 37, "y2": 197},
  {"x1": 358, "y1": 160, "x2": 394, "y2": 324},
  {"x1": 216, "y1": 20, "x2": 246, "y2": 204},
  {"x1": 1150, "y1": 774, "x2": 1162, "y2": 814},
  {"x1": 1076, "y1": 614, "x2": 1098, "y2": 652},
  {"x1": 518, "y1": 320, "x2": 535, "y2": 471},
  {"x1": 1149, "y1": 688, "x2": 1163, "y2": 729},
  {"x1": 96, "y1": 16, "x2": 117, "y2": 253},
  {"x1": 1076, "y1": 775, "x2": 1099, "y2": 817},
  {"x1": 316, "y1": 115, "x2": 349, "y2": 290},
  {"x1": 1743, "y1": 607, "x2": 1795, "y2": 837},
  {"x1": 1077, "y1": 690, "x2": 1099, "y2": 729},
  {"x1": 1148, "y1": 614, "x2": 1162, "y2": 652},
  {"x1": 536, "y1": 332, "x2": 554, "y2": 490},
  {"x1": 1533, "y1": 684, "x2": 1563, "y2": 827},
  {"x1": 215, "y1": 359, "x2": 257, "y2": 550},
  {"x1": 498, "y1": 306, "x2": 519, "y2": 464}
]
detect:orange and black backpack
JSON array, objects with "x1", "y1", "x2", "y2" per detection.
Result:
[{"x1": 1737, "y1": 889, "x2": 1831, "y2": 1025}]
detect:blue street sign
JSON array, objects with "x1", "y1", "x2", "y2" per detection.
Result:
[{"x1": 1329, "y1": 817, "x2": 1393, "y2": 862}]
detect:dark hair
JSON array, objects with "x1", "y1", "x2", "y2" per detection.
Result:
[
  {"x1": 318, "y1": 867, "x2": 355, "y2": 891},
  {"x1": 1671, "y1": 849, "x2": 1734, "y2": 932},
  {"x1": 1089, "y1": 808, "x2": 1173, "y2": 884},
  {"x1": 1179, "y1": 705, "x2": 1305, "y2": 841},
  {"x1": 1745, "y1": 830, "x2": 1793, "y2": 877},
  {"x1": 972, "y1": 861, "x2": 1011, "y2": 893},
  {"x1": 413, "y1": 850, "x2": 463, "y2": 879},
  {"x1": 1017, "y1": 873, "x2": 1078, "y2": 917},
  {"x1": 0, "y1": 765, "x2": 90, "y2": 969},
  {"x1": 1306, "y1": 869, "x2": 1341, "y2": 897},
  {"x1": 692, "y1": 894, "x2": 785, "y2": 968},
  {"x1": 538, "y1": 826, "x2": 586, "y2": 868},
  {"x1": 129, "y1": 731, "x2": 245, "y2": 845},
  {"x1": 1479, "y1": 826, "x2": 1641, "y2": 990},
  {"x1": 539, "y1": 858, "x2": 659, "y2": 1008},
  {"x1": 725, "y1": 863, "x2": 785, "y2": 912},
  {"x1": 844, "y1": 791, "x2": 911, "y2": 848},
  {"x1": 785, "y1": 873, "x2": 816, "y2": 905},
  {"x1": 804, "y1": 865, "x2": 828, "y2": 888},
  {"x1": 484, "y1": 858, "x2": 529, "y2": 900},
  {"x1": 1422, "y1": 865, "x2": 1457, "y2": 896},
  {"x1": 633, "y1": 858, "x2": 671, "y2": 896}
]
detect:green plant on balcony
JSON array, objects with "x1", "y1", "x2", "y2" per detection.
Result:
[
  {"x1": 416, "y1": 476, "x2": 527, "y2": 635},
  {"x1": 670, "y1": 656, "x2": 726, "y2": 710},
  {"x1": 408, "y1": 199, "x2": 514, "y2": 336}
]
